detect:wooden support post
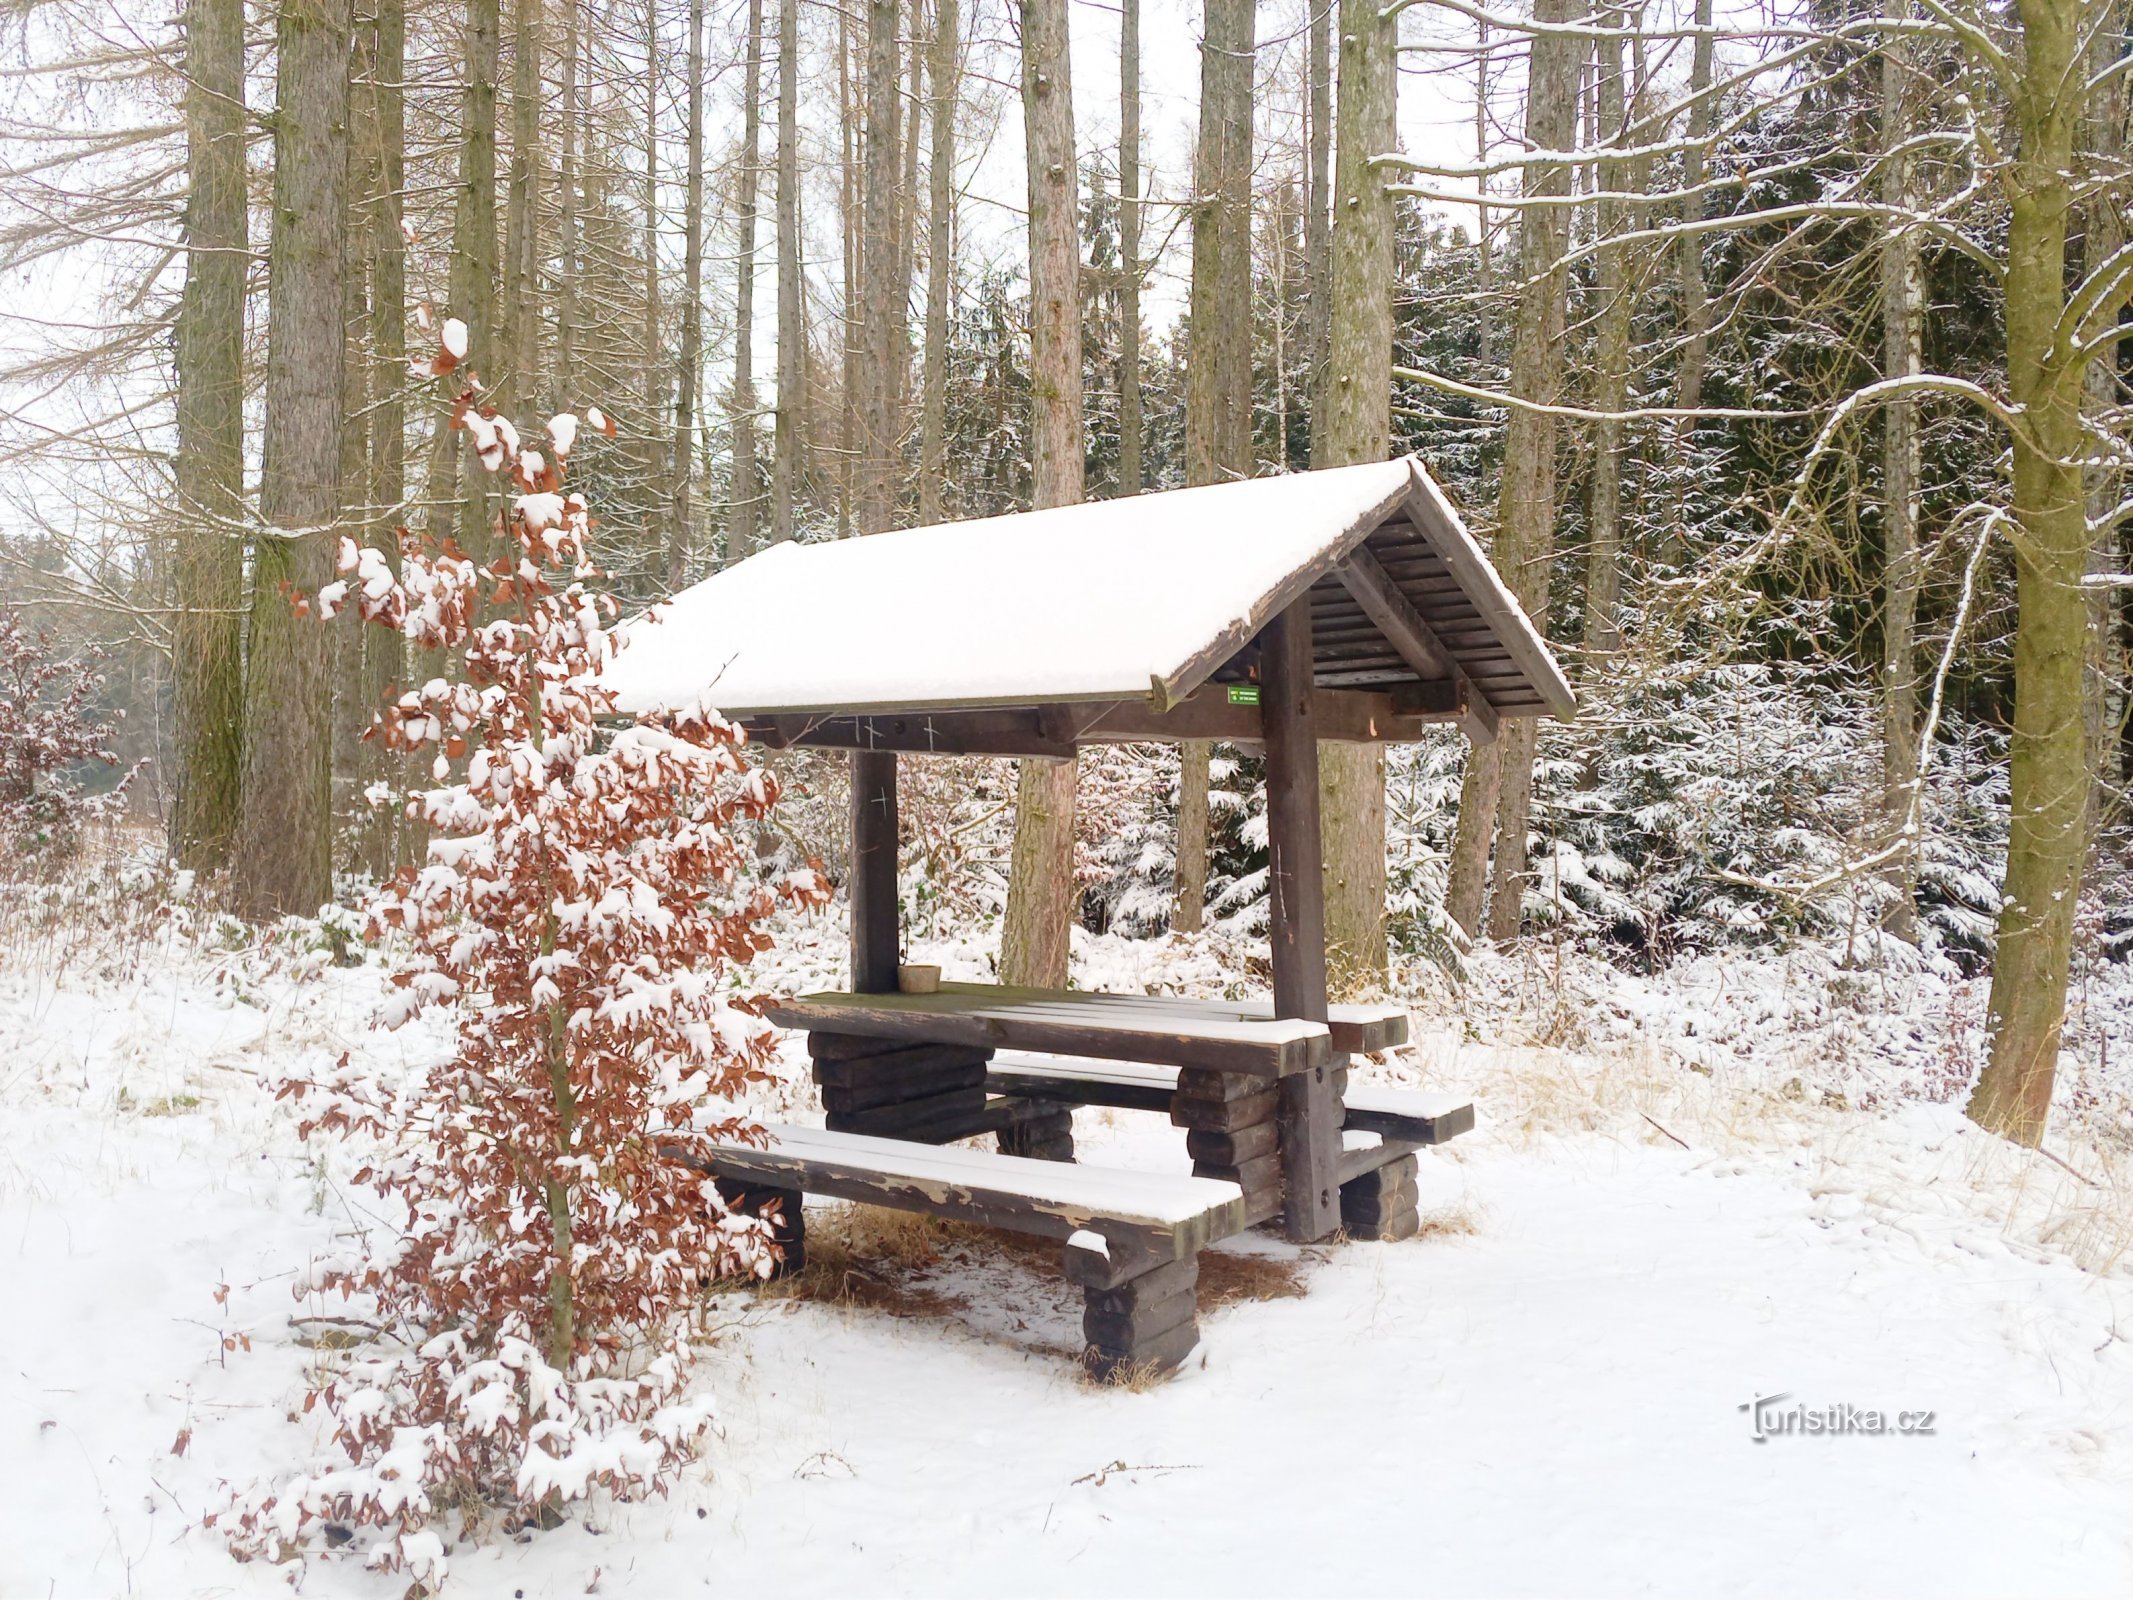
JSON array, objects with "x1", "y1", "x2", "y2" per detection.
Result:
[
  {"x1": 1260, "y1": 600, "x2": 1342, "y2": 1242},
  {"x1": 850, "y1": 748, "x2": 900, "y2": 993}
]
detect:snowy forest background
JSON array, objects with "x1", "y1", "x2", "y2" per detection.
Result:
[
  {"x1": 3, "y1": 0, "x2": 2129, "y2": 1134},
  {"x1": 5, "y1": 0, "x2": 2133, "y2": 1589}
]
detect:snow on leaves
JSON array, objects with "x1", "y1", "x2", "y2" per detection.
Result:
[
  {"x1": 222, "y1": 339, "x2": 827, "y2": 1581},
  {"x1": 0, "y1": 611, "x2": 131, "y2": 863}
]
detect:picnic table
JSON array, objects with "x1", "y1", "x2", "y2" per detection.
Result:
[{"x1": 610, "y1": 457, "x2": 1572, "y2": 1379}]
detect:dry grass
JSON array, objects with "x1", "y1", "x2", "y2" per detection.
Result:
[{"x1": 755, "y1": 1201, "x2": 1311, "y2": 1365}]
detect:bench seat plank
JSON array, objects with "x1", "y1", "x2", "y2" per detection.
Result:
[
  {"x1": 768, "y1": 987, "x2": 1329, "y2": 1076},
  {"x1": 985, "y1": 1054, "x2": 1476, "y2": 1146},
  {"x1": 700, "y1": 1123, "x2": 1247, "y2": 1259}
]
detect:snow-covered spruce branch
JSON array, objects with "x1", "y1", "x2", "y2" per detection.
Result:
[{"x1": 1715, "y1": 509, "x2": 2000, "y2": 904}]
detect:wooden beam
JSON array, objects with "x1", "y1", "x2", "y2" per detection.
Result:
[
  {"x1": 1336, "y1": 546, "x2": 1501, "y2": 746},
  {"x1": 751, "y1": 712, "x2": 1076, "y2": 759},
  {"x1": 1258, "y1": 600, "x2": 1342, "y2": 1244},
  {"x1": 849, "y1": 749, "x2": 900, "y2": 993},
  {"x1": 748, "y1": 688, "x2": 1446, "y2": 755},
  {"x1": 1400, "y1": 460, "x2": 1579, "y2": 721}
]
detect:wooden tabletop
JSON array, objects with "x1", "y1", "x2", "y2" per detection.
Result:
[{"x1": 766, "y1": 983, "x2": 1335, "y2": 1076}]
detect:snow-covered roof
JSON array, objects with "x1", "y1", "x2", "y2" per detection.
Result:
[{"x1": 602, "y1": 456, "x2": 1576, "y2": 725}]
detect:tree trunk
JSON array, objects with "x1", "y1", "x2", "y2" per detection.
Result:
[
  {"x1": 1880, "y1": 0, "x2": 1924, "y2": 938},
  {"x1": 450, "y1": 0, "x2": 500, "y2": 560},
  {"x1": 998, "y1": 0, "x2": 1082, "y2": 988},
  {"x1": 855, "y1": 0, "x2": 904, "y2": 536},
  {"x1": 233, "y1": 0, "x2": 350, "y2": 920},
  {"x1": 1583, "y1": 12, "x2": 1644, "y2": 659},
  {"x1": 1302, "y1": 0, "x2": 1331, "y2": 451},
  {"x1": 642, "y1": 0, "x2": 667, "y2": 551},
  {"x1": 502, "y1": 0, "x2": 541, "y2": 423},
  {"x1": 1174, "y1": 0, "x2": 1254, "y2": 935},
  {"x1": 556, "y1": 0, "x2": 578, "y2": 407},
  {"x1": 670, "y1": 0, "x2": 705, "y2": 583},
  {"x1": 2082, "y1": 5, "x2": 2127, "y2": 812},
  {"x1": 1460, "y1": 0, "x2": 1583, "y2": 944},
  {"x1": 334, "y1": 9, "x2": 377, "y2": 860},
  {"x1": 1312, "y1": 0, "x2": 1398, "y2": 989},
  {"x1": 361, "y1": 0, "x2": 407, "y2": 876},
  {"x1": 1117, "y1": 0, "x2": 1143, "y2": 495},
  {"x1": 837, "y1": 6, "x2": 857, "y2": 538},
  {"x1": 1967, "y1": 0, "x2": 2098, "y2": 1145},
  {"x1": 919, "y1": 0, "x2": 960, "y2": 523},
  {"x1": 730, "y1": 0, "x2": 766, "y2": 556},
  {"x1": 1473, "y1": 17, "x2": 1492, "y2": 372},
  {"x1": 172, "y1": 0, "x2": 247, "y2": 872},
  {"x1": 772, "y1": 0, "x2": 803, "y2": 541},
  {"x1": 1666, "y1": 0, "x2": 1715, "y2": 562}
]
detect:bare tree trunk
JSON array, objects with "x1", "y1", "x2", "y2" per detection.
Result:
[
  {"x1": 556, "y1": 0, "x2": 579, "y2": 407},
  {"x1": 360, "y1": 0, "x2": 407, "y2": 875},
  {"x1": 670, "y1": 0, "x2": 705, "y2": 583},
  {"x1": 1665, "y1": 0, "x2": 1715, "y2": 563},
  {"x1": 1879, "y1": 0, "x2": 1923, "y2": 938},
  {"x1": 642, "y1": 0, "x2": 667, "y2": 549},
  {"x1": 837, "y1": 6, "x2": 857, "y2": 538},
  {"x1": 1583, "y1": 11, "x2": 1645, "y2": 658},
  {"x1": 1117, "y1": 0, "x2": 1143, "y2": 495},
  {"x1": 1173, "y1": 0, "x2": 1255, "y2": 936},
  {"x1": 730, "y1": 0, "x2": 766, "y2": 556},
  {"x1": 919, "y1": 0, "x2": 960, "y2": 523},
  {"x1": 772, "y1": 0, "x2": 803, "y2": 541},
  {"x1": 233, "y1": 0, "x2": 350, "y2": 920},
  {"x1": 172, "y1": 0, "x2": 246, "y2": 872},
  {"x1": 998, "y1": 0, "x2": 1082, "y2": 988},
  {"x1": 333, "y1": 11, "x2": 378, "y2": 857},
  {"x1": 450, "y1": 0, "x2": 500, "y2": 559},
  {"x1": 2082, "y1": 5, "x2": 2127, "y2": 815},
  {"x1": 502, "y1": 0, "x2": 541, "y2": 422},
  {"x1": 854, "y1": 0, "x2": 904, "y2": 536},
  {"x1": 1313, "y1": 0, "x2": 1398, "y2": 989},
  {"x1": 1968, "y1": 0, "x2": 2107, "y2": 1145},
  {"x1": 1473, "y1": 16, "x2": 1492, "y2": 371},
  {"x1": 1450, "y1": 0, "x2": 1584, "y2": 943},
  {"x1": 1301, "y1": 0, "x2": 1331, "y2": 450}
]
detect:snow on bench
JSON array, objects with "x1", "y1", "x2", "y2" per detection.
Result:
[
  {"x1": 698, "y1": 1122, "x2": 1248, "y2": 1264},
  {"x1": 984, "y1": 1053, "x2": 1476, "y2": 1147}
]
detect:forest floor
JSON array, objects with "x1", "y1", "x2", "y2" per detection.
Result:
[{"x1": 5, "y1": 878, "x2": 2132, "y2": 1598}]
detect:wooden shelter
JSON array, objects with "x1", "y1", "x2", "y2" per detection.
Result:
[{"x1": 612, "y1": 456, "x2": 1575, "y2": 1379}]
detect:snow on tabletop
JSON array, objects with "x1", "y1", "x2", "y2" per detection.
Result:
[
  {"x1": 736, "y1": 1123, "x2": 1245, "y2": 1227},
  {"x1": 600, "y1": 458, "x2": 1414, "y2": 718},
  {"x1": 783, "y1": 988, "x2": 1332, "y2": 1044}
]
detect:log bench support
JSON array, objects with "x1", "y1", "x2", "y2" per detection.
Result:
[
  {"x1": 1065, "y1": 1235, "x2": 1201, "y2": 1380},
  {"x1": 1339, "y1": 1152, "x2": 1420, "y2": 1241},
  {"x1": 1173, "y1": 1067, "x2": 1285, "y2": 1225}
]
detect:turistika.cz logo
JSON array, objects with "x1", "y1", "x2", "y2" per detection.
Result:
[{"x1": 1741, "y1": 1393, "x2": 1938, "y2": 1442}]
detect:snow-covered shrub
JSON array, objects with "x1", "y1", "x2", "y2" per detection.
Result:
[
  {"x1": 1375, "y1": 662, "x2": 2010, "y2": 973},
  {"x1": 0, "y1": 610, "x2": 130, "y2": 866},
  {"x1": 219, "y1": 325, "x2": 827, "y2": 1580}
]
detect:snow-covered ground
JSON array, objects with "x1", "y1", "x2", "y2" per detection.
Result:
[{"x1": 5, "y1": 881, "x2": 2131, "y2": 1597}]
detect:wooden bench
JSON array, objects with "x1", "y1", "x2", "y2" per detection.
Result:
[
  {"x1": 984, "y1": 1054, "x2": 1476, "y2": 1145},
  {"x1": 983, "y1": 1054, "x2": 1473, "y2": 1240},
  {"x1": 689, "y1": 1124, "x2": 1245, "y2": 1379}
]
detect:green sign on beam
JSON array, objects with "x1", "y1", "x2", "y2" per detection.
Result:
[{"x1": 1227, "y1": 684, "x2": 1261, "y2": 706}]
